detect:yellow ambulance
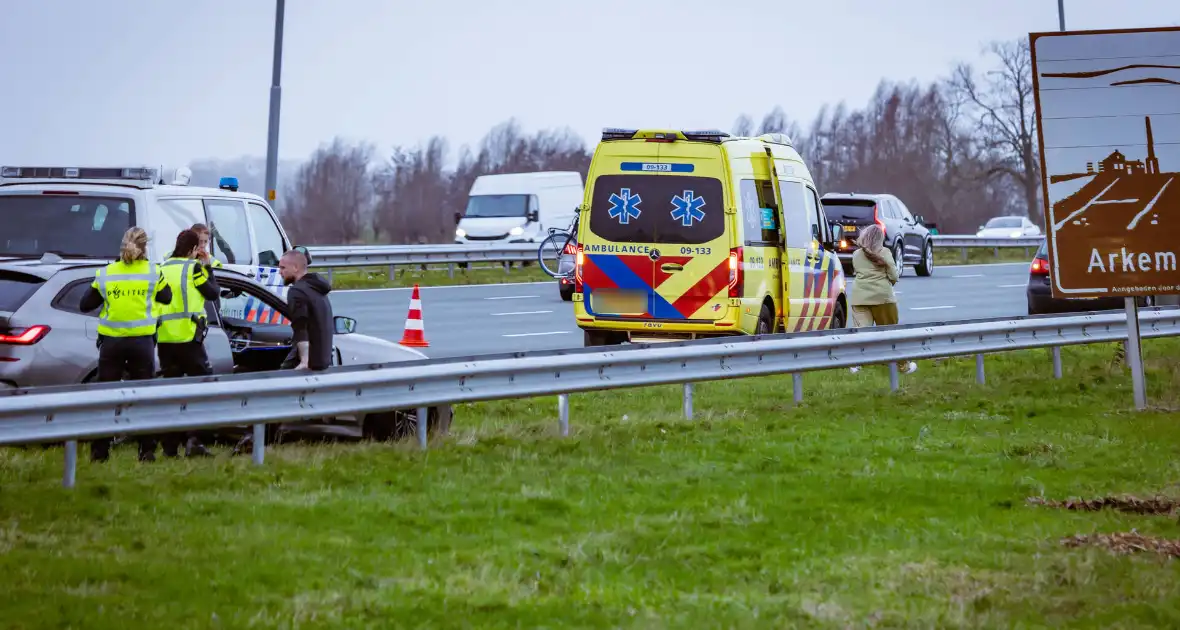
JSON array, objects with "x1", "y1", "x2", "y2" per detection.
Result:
[{"x1": 571, "y1": 128, "x2": 847, "y2": 346}]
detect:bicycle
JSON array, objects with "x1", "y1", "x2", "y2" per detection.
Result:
[{"x1": 537, "y1": 214, "x2": 580, "y2": 301}]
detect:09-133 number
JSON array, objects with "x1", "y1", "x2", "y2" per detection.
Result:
[{"x1": 680, "y1": 246, "x2": 711, "y2": 255}]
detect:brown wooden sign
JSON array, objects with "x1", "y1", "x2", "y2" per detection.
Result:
[{"x1": 1030, "y1": 26, "x2": 1180, "y2": 298}]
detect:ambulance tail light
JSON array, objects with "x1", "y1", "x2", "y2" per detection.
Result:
[
  {"x1": 0, "y1": 325, "x2": 50, "y2": 346},
  {"x1": 727, "y1": 247, "x2": 744, "y2": 298},
  {"x1": 574, "y1": 244, "x2": 585, "y2": 291}
]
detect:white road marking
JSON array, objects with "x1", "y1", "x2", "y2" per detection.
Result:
[
  {"x1": 484, "y1": 295, "x2": 539, "y2": 300},
  {"x1": 502, "y1": 331, "x2": 571, "y2": 338},
  {"x1": 952, "y1": 274, "x2": 984, "y2": 278},
  {"x1": 1053, "y1": 177, "x2": 1120, "y2": 231},
  {"x1": 999, "y1": 283, "x2": 1026, "y2": 288},
  {"x1": 910, "y1": 305, "x2": 956, "y2": 311},
  {"x1": 491, "y1": 310, "x2": 552, "y2": 316},
  {"x1": 1127, "y1": 177, "x2": 1174, "y2": 230}
]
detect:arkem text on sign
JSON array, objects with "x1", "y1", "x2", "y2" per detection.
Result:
[{"x1": 1087, "y1": 247, "x2": 1177, "y2": 274}]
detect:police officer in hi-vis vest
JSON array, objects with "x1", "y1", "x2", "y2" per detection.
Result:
[
  {"x1": 157, "y1": 229, "x2": 222, "y2": 457},
  {"x1": 78, "y1": 227, "x2": 174, "y2": 463}
]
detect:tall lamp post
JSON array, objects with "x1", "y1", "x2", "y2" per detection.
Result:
[
  {"x1": 264, "y1": 0, "x2": 286, "y2": 206},
  {"x1": 1058, "y1": 0, "x2": 1066, "y2": 31}
]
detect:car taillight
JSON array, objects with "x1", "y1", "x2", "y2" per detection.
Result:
[
  {"x1": 574, "y1": 244, "x2": 585, "y2": 291},
  {"x1": 1030, "y1": 257, "x2": 1050, "y2": 275},
  {"x1": 0, "y1": 325, "x2": 50, "y2": 345},
  {"x1": 728, "y1": 247, "x2": 744, "y2": 298},
  {"x1": 874, "y1": 205, "x2": 886, "y2": 236}
]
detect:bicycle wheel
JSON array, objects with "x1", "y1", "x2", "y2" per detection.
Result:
[{"x1": 537, "y1": 231, "x2": 573, "y2": 279}]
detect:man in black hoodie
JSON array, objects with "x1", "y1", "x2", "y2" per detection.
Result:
[{"x1": 279, "y1": 248, "x2": 334, "y2": 371}]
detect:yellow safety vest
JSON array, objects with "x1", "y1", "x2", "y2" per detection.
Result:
[
  {"x1": 93, "y1": 260, "x2": 164, "y2": 337},
  {"x1": 158, "y1": 257, "x2": 210, "y2": 343}
]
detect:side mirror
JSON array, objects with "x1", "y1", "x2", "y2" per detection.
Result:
[
  {"x1": 219, "y1": 288, "x2": 236, "y2": 300},
  {"x1": 453, "y1": 211, "x2": 462, "y2": 224},
  {"x1": 913, "y1": 214, "x2": 925, "y2": 224},
  {"x1": 334, "y1": 316, "x2": 357, "y2": 335},
  {"x1": 830, "y1": 224, "x2": 843, "y2": 244},
  {"x1": 527, "y1": 210, "x2": 540, "y2": 223}
]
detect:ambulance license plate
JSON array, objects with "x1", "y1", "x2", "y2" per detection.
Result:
[{"x1": 593, "y1": 289, "x2": 648, "y2": 314}]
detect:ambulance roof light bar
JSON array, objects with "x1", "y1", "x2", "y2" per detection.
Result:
[{"x1": 600, "y1": 128, "x2": 730, "y2": 143}]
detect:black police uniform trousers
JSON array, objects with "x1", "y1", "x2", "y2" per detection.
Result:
[
  {"x1": 90, "y1": 334, "x2": 160, "y2": 462},
  {"x1": 157, "y1": 339, "x2": 212, "y2": 456}
]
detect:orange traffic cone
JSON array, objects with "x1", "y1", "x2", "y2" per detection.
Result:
[{"x1": 398, "y1": 284, "x2": 429, "y2": 347}]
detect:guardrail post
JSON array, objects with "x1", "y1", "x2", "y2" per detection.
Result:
[
  {"x1": 961, "y1": 247, "x2": 968, "y2": 262},
  {"x1": 975, "y1": 354, "x2": 986, "y2": 385},
  {"x1": 1125, "y1": 298, "x2": 1147, "y2": 410},
  {"x1": 558, "y1": 394, "x2": 570, "y2": 436},
  {"x1": 683, "y1": 383, "x2": 693, "y2": 420},
  {"x1": 252, "y1": 424, "x2": 265, "y2": 465},
  {"x1": 503, "y1": 262, "x2": 510, "y2": 274},
  {"x1": 417, "y1": 406, "x2": 429, "y2": 449},
  {"x1": 889, "y1": 363, "x2": 900, "y2": 391},
  {"x1": 792, "y1": 373, "x2": 803, "y2": 405},
  {"x1": 448, "y1": 263, "x2": 455, "y2": 279},
  {"x1": 388, "y1": 264, "x2": 395, "y2": 281},
  {"x1": 993, "y1": 247, "x2": 1000, "y2": 258},
  {"x1": 326, "y1": 268, "x2": 335, "y2": 285},
  {"x1": 62, "y1": 440, "x2": 77, "y2": 489},
  {"x1": 1052, "y1": 346, "x2": 1063, "y2": 379}
]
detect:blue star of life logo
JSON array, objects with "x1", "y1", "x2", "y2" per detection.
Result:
[
  {"x1": 671, "y1": 190, "x2": 706, "y2": 227},
  {"x1": 608, "y1": 188, "x2": 643, "y2": 225}
]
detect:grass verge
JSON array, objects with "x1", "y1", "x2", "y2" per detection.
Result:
[
  {"x1": 3, "y1": 340, "x2": 1180, "y2": 628},
  {"x1": 325, "y1": 263, "x2": 555, "y2": 290},
  {"x1": 934, "y1": 246, "x2": 1036, "y2": 267}
]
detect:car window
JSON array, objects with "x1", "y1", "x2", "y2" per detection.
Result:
[
  {"x1": 0, "y1": 271, "x2": 45, "y2": 312},
  {"x1": 51, "y1": 278, "x2": 99, "y2": 315},
  {"x1": 739, "y1": 179, "x2": 782, "y2": 245},
  {"x1": 985, "y1": 217, "x2": 1022, "y2": 229},
  {"x1": 156, "y1": 199, "x2": 207, "y2": 257},
  {"x1": 203, "y1": 199, "x2": 253, "y2": 265},
  {"x1": 779, "y1": 181, "x2": 810, "y2": 249},
  {"x1": 247, "y1": 202, "x2": 287, "y2": 268},
  {"x1": 893, "y1": 200, "x2": 913, "y2": 221},
  {"x1": 588, "y1": 174, "x2": 725, "y2": 245},
  {"x1": 216, "y1": 277, "x2": 290, "y2": 326},
  {"x1": 803, "y1": 187, "x2": 823, "y2": 244},
  {"x1": 0, "y1": 195, "x2": 134, "y2": 258}
]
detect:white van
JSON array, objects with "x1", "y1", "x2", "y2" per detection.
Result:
[
  {"x1": 453, "y1": 171, "x2": 583, "y2": 245},
  {"x1": 0, "y1": 165, "x2": 295, "y2": 302}
]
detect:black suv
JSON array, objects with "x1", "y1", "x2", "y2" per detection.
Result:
[{"x1": 822, "y1": 192, "x2": 934, "y2": 277}]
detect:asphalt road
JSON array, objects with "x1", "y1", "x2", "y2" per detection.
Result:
[{"x1": 330, "y1": 262, "x2": 1040, "y2": 359}]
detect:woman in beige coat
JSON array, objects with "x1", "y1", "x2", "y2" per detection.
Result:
[{"x1": 848, "y1": 224, "x2": 917, "y2": 374}]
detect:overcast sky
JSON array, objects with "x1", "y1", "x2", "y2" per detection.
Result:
[{"x1": 1, "y1": 0, "x2": 1176, "y2": 169}]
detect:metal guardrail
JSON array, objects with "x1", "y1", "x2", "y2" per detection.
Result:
[
  {"x1": 303, "y1": 235, "x2": 1045, "y2": 273},
  {"x1": 2, "y1": 308, "x2": 1175, "y2": 488}
]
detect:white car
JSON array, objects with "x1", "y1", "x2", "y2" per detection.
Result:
[{"x1": 977, "y1": 216, "x2": 1042, "y2": 238}]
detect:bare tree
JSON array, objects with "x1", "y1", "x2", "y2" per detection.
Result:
[
  {"x1": 372, "y1": 136, "x2": 450, "y2": 244},
  {"x1": 283, "y1": 138, "x2": 374, "y2": 244},
  {"x1": 732, "y1": 114, "x2": 754, "y2": 137},
  {"x1": 950, "y1": 38, "x2": 1041, "y2": 222}
]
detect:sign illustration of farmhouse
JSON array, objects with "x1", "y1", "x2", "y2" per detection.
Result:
[{"x1": 1030, "y1": 26, "x2": 1180, "y2": 298}]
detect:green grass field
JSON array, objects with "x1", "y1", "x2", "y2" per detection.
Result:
[
  {"x1": 933, "y1": 246, "x2": 1035, "y2": 267},
  {"x1": 326, "y1": 263, "x2": 554, "y2": 290},
  {"x1": 3, "y1": 340, "x2": 1179, "y2": 628}
]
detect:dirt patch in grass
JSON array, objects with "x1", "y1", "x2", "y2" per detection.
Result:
[
  {"x1": 1061, "y1": 532, "x2": 1180, "y2": 558},
  {"x1": 1027, "y1": 495, "x2": 1180, "y2": 516}
]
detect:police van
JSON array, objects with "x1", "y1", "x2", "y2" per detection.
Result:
[
  {"x1": 0, "y1": 165, "x2": 295, "y2": 314},
  {"x1": 572, "y1": 129, "x2": 847, "y2": 346}
]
